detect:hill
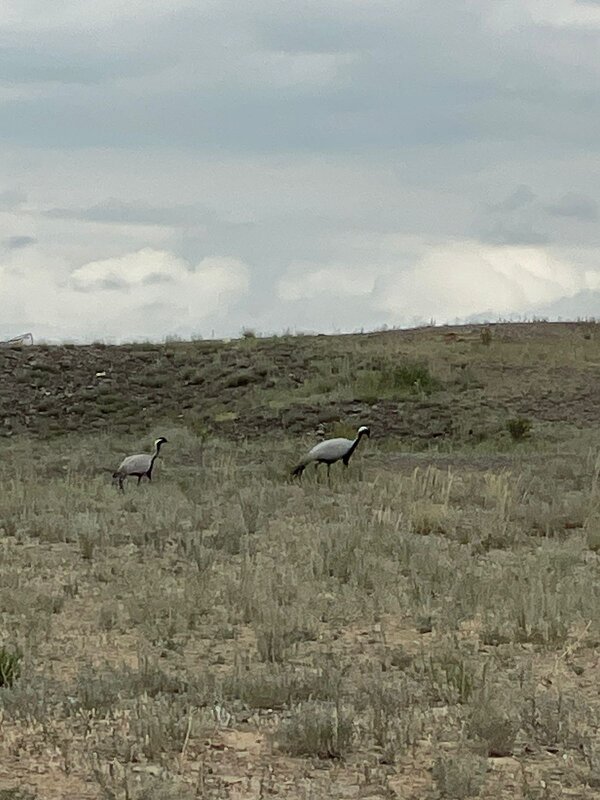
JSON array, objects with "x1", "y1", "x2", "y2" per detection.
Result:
[{"x1": 2, "y1": 320, "x2": 600, "y2": 442}]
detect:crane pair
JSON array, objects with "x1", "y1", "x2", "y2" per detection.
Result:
[{"x1": 112, "y1": 425, "x2": 370, "y2": 491}]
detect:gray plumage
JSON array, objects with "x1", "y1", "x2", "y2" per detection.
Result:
[
  {"x1": 291, "y1": 425, "x2": 370, "y2": 479},
  {"x1": 113, "y1": 437, "x2": 168, "y2": 491}
]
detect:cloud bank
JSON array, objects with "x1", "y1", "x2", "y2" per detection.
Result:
[{"x1": 0, "y1": 249, "x2": 249, "y2": 341}]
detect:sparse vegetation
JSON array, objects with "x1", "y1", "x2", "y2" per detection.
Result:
[
  {"x1": 0, "y1": 322, "x2": 600, "y2": 797},
  {"x1": 431, "y1": 751, "x2": 488, "y2": 798}
]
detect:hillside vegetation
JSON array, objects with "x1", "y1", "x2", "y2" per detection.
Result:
[
  {"x1": 2, "y1": 321, "x2": 600, "y2": 443},
  {"x1": 2, "y1": 322, "x2": 600, "y2": 799}
]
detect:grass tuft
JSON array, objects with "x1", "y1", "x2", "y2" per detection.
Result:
[
  {"x1": 277, "y1": 700, "x2": 355, "y2": 759},
  {"x1": 0, "y1": 647, "x2": 22, "y2": 688}
]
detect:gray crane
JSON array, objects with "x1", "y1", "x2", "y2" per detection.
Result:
[
  {"x1": 291, "y1": 425, "x2": 370, "y2": 481},
  {"x1": 112, "y1": 436, "x2": 168, "y2": 492}
]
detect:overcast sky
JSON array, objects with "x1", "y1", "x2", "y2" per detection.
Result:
[{"x1": 1, "y1": 0, "x2": 599, "y2": 342}]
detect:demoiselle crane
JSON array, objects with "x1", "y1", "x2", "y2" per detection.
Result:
[
  {"x1": 112, "y1": 436, "x2": 168, "y2": 492},
  {"x1": 291, "y1": 425, "x2": 370, "y2": 481}
]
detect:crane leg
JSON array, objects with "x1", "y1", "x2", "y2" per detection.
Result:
[{"x1": 327, "y1": 463, "x2": 331, "y2": 486}]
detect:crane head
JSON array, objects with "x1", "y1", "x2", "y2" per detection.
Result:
[{"x1": 358, "y1": 425, "x2": 370, "y2": 438}]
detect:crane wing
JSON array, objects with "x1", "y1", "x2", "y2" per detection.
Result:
[
  {"x1": 307, "y1": 438, "x2": 352, "y2": 462},
  {"x1": 117, "y1": 453, "x2": 152, "y2": 475}
]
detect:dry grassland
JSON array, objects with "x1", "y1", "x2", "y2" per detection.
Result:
[{"x1": 1, "y1": 323, "x2": 600, "y2": 798}]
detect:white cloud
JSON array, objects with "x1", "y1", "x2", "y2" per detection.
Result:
[
  {"x1": 526, "y1": 0, "x2": 600, "y2": 27},
  {"x1": 71, "y1": 248, "x2": 190, "y2": 290},
  {"x1": 375, "y1": 243, "x2": 582, "y2": 320},
  {"x1": 268, "y1": 51, "x2": 357, "y2": 87},
  {"x1": 0, "y1": 248, "x2": 250, "y2": 341}
]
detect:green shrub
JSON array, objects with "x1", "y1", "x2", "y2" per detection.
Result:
[
  {"x1": 354, "y1": 361, "x2": 441, "y2": 402},
  {"x1": 0, "y1": 647, "x2": 22, "y2": 688},
  {"x1": 506, "y1": 417, "x2": 532, "y2": 441}
]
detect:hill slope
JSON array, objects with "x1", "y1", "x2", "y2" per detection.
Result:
[{"x1": 1, "y1": 321, "x2": 599, "y2": 441}]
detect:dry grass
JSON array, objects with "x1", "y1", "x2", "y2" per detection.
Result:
[
  {"x1": 2, "y1": 323, "x2": 600, "y2": 797},
  {"x1": 1, "y1": 424, "x2": 600, "y2": 798}
]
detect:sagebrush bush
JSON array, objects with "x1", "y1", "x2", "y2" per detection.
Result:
[
  {"x1": 506, "y1": 417, "x2": 532, "y2": 441},
  {"x1": 480, "y1": 327, "x2": 492, "y2": 346},
  {"x1": 467, "y1": 691, "x2": 520, "y2": 757}
]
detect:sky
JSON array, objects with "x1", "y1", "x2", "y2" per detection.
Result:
[{"x1": 1, "y1": 0, "x2": 599, "y2": 342}]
